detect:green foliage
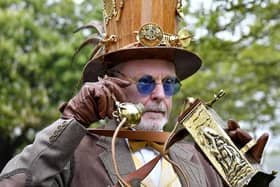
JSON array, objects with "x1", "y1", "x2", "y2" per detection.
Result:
[
  {"x1": 170, "y1": 0, "x2": 280, "y2": 139},
  {"x1": 0, "y1": 0, "x2": 103, "y2": 169}
]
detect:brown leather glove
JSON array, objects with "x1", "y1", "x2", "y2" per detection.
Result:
[
  {"x1": 60, "y1": 77, "x2": 131, "y2": 127},
  {"x1": 227, "y1": 119, "x2": 269, "y2": 163}
]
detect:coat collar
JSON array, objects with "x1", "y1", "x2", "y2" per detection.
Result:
[
  {"x1": 97, "y1": 136, "x2": 136, "y2": 184},
  {"x1": 169, "y1": 143, "x2": 208, "y2": 187}
]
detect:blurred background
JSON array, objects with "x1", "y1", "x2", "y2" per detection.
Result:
[{"x1": 0, "y1": 0, "x2": 279, "y2": 185}]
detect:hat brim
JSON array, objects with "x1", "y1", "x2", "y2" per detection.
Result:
[{"x1": 82, "y1": 47, "x2": 202, "y2": 82}]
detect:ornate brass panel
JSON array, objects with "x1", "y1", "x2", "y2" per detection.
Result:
[
  {"x1": 103, "y1": 0, "x2": 117, "y2": 24},
  {"x1": 180, "y1": 101, "x2": 256, "y2": 186},
  {"x1": 179, "y1": 98, "x2": 276, "y2": 187}
]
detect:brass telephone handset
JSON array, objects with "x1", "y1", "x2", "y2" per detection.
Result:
[{"x1": 111, "y1": 101, "x2": 144, "y2": 187}]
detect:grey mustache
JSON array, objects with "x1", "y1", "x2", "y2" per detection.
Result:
[{"x1": 143, "y1": 104, "x2": 166, "y2": 112}]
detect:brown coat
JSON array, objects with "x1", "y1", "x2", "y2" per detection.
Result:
[
  {"x1": 71, "y1": 133, "x2": 224, "y2": 187},
  {"x1": 0, "y1": 119, "x2": 223, "y2": 187}
]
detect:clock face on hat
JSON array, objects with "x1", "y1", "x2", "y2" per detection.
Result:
[{"x1": 138, "y1": 23, "x2": 163, "y2": 46}]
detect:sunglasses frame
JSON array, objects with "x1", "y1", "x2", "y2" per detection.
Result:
[{"x1": 109, "y1": 70, "x2": 181, "y2": 96}]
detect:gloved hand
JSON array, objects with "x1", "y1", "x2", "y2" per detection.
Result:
[
  {"x1": 60, "y1": 77, "x2": 131, "y2": 127},
  {"x1": 227, "y1": 119, "x2": 269, "y2": 163}
]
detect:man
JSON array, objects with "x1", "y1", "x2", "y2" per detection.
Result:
[{"x1": 0, "y1": 0, "x2": 270, "y2": 186}]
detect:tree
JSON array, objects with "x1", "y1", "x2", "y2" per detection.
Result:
[
  {"x1": 0, "y1": 0, "x2": 102, "y2": 170},
  {"x1": 170, "y1": 0, "x2": 280, "y2": 140}
]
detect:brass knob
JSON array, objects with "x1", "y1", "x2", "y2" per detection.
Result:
[
  {"x1": 114, "y1": 102, "x2": 144, "y2": 127},
  {"x1": 207, "y1": 90, "x2": 226, "y2": 107}
]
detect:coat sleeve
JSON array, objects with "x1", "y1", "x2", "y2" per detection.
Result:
[{"x1": 0, "y1": 118, "x2": 87, "y2": 187}]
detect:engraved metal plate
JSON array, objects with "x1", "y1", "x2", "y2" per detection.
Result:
[
  {"x1": 176, "y1": 0, "x2": 184, "y2": 18},
  {"x1": 180, "y1": 100, "x2": 257, "y2": 187},
  {"x1": 138, "y1": 23, "x2": 163, "y2": 46},
  {"x1": 103, "y1": 0, "x2": 117, "y2": 24}
]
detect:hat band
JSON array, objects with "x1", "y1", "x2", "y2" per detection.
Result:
[
  {"x1": 73, "y1": 22, "x2": 193, "y2": 61},
  {"x1": 97, "y1": 23, "x2": 192, "y2": 57}
]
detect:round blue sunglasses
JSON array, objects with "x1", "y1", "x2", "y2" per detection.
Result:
[
  {"x1": 110, "y1": 71, "x2": 181, "y2": 96},
  {"x1": 135, "y1": 75, "x2": 181, "y2": 96}
]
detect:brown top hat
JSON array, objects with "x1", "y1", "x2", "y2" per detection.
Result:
[{"x1": 78, "y1": 0, "x2": 202, "y2": 82}]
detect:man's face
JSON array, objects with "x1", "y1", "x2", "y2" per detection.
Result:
[{"x1": 119, "y1": 59, "x2": 176, "y2": 131}]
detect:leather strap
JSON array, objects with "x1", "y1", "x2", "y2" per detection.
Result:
[
  {"x1": 117, "y1": 155, "x2": 162, "y2": 187},
  {"x1": 87, "y1": 128, "x2": 170, "y2": 143},
  {"x1": 121, "y1": 129, "x2": 189, "y2": 187}
]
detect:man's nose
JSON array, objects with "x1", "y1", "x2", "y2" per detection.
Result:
[{"x1": 150, "y1": 83, "x2": 165, "y2": 100}]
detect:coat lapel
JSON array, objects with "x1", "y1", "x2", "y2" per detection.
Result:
[
  {"x1": 95, "y1": 129, "x2": 208, "y2": 187},
  {"x1": 169, "y1": 143, "x2": 208, "y2": 187},
  {"x1": 97, "y1": 136, "x2": 136, "y2": 185}
]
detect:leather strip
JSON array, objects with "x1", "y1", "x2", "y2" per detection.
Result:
[
  {"x1": 120, "y1": 129, "x2": 189, "y2": 186},
  {"x1": 87, "y1": 128, "x2": 170, "y2": 143},
  {"x1": 115, "y1": 155, "x2": 162, "y2": 187}
]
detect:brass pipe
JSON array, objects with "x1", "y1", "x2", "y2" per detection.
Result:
[{"x1": 111, "y1": 117, "x2": 131, "y2": 187}]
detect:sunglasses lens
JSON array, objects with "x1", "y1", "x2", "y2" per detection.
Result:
[
  {"x1": 137, "y1": 75, "x2": 155, "y2": 95},
  {"x1": 136, "y1": 75, "x2": 180, "y2": 96},
  {"x1": 163, "y1": 77, "x2": 181, "y2": 96}
]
